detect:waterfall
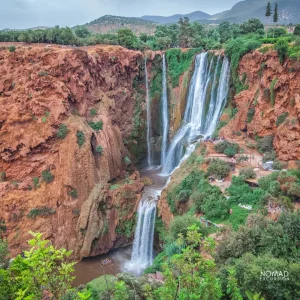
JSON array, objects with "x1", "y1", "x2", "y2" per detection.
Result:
[
  {"x1": 124, "y1": 187, "x2": 161, "y2": 275},
  {"x1": 145, "y1": 58, "x2": 152, "y2": 167},
  {"x1": 160, "y1": 53, "x2": 169, "y2": 165},
  {"x1": 161, "y1": 53, "x2": 230, "y2": 176},
  {"x1": 145, "y1": 57, "x2": 152, "y2": 167}
]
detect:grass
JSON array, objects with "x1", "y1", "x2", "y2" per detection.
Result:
[
  {"x1": 276, "y1": 112, "x2": 288, "y2": 127},
  {"x1": 27, "y1": 207, "x2": 56, "y2": 219},
  {"x1": 110, "y1": 184, "x2": 120, "y2": 191}
]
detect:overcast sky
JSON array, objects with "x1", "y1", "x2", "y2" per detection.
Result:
[{"x1": 0, "y1": 0, "x2": 241, "y2": 30}]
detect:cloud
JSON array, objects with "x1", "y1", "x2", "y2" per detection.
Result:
[{"x1": 0, "y1": 0, "x2": 240, "y2": 29}]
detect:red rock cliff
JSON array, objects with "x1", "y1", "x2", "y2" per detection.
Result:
[
  {"x1": 220, "y1": 49, "x2": 300, "y2": 161},
  {"x1": 0, "y1": 44, "x2": 146, "y2": 258}
]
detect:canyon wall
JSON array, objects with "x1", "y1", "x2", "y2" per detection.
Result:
[
  {"x1": 0, "y1": 44, "x2": 147, "y2": 258},
  {"x1": 220, "y1": 49, "x2": 300, "y2": 161}
]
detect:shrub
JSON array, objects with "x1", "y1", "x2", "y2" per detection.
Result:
[
  {"x1": 88, "y1": 121, "x2": 103, "y2": 131},
  {"x1": 224, "y1": 147, "x2": 237, "y2": 158},
  {"x1": 257, "y1": 135, "x2": 274, "y2": 153},
  {"x1": 32, "y1": 177, "x2": 40, "y2": 189},
  {"x1": 41, "y1": 169, "x2": 54, "y2": 183},
  {"x1": 201, "y1": 197, "x2": 230, "y2": 220},
  {"x1": 275, "y1": 39, "x2": 289, "y2": 64},
  {"x1": 214, "y1": 141, "x2": 239, "y2": 157},
  {"x1": 247, "y1": 107, "x2": 255, "y2": 123},
  {"x1": 270, "y1": 78, "x2": 278, "y2": 106},
  {"x1": 90, "y1": 108, "x2": 97, "y2": 116},
  {"x1": 166, "y1": 48, "x2": 202, "y2": 87},
  {"x1": 0, "y1": 172, "x2": 6, "y2": 182},
  {"x1": 239, "y1": 167, "x2": 256, "y2": 179},
  {"x1": 124, "y1": 156, "x2": 131, "y2": 166},
  {"x1": 38, "y1": 71, "x2": 49, "y2": 76},
  {"x1": 276, "y1": 112, "x2": 289, "y2": 127},
  {"x1": 176, "y1": 190, "x2": 189, "y2": 203},
  {"x1": 56, "y1": 124, "x2": 69, "y2": 139},
  {"x1": 8, "y1": 46, "x2": 16, "y2": 52},
  {"x1": 69, "y1": 189, "x2": 78, "y2": 199},
  {"x1": 27, "y1": 207, "x2": 56, "y2": 219},
  {"x1": 237, "y1": 155, "x2": 249, "y2": 163},
  {"x1": 212, "y1": 120, "x2": 228, "y2": 138},
  {"x1": 272, "y1": 161, "x2": 284, "y2": 170},
  {"x1": 169, "y1": 215, "x2": 204, "y2": 242},
  {"x1": 41, "y1": 116, "x2": 47, "y2": 123},
  {"x1": 294, "y1": 25, "x2": 300, "y2": 36},
  {"x1": 77, "y1": 131, "x2": 85, "y2": 147},
  {"x1": 207, "y1": 159, "x2": 231, "y2": 180},
  {"x1": 96, "y1": 146, "x2": 103, "y2": 154}
]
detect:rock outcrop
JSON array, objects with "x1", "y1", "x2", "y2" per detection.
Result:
[
  {"x1": 0, "y1": 44, "x2": 146, "y2": 258},
  {"x1": 220, "y1": 49, "x2": 300, "y2": 161}
]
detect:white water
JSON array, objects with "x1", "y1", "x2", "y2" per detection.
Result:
[
  {"x1": 160, "y1": 53, "x2": 169, "y2": 165},
  {"x1": 125, "y1": 52, "x2": 230, "y2": 275},
  {"x1": 161, "y1": 53, "x2": 230, "y2": 176},
  {"x1": 124, "y1": 170, "x2": 167, "y2": 275},
  {"x1": 145, "y1": 58, "x2": 152, "y2": 167}
]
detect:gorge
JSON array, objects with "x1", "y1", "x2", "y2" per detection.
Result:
[{"x1": 1, "y1": 30, "x2": 300, "y2": 298}]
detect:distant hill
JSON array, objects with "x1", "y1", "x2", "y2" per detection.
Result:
[
  {"x1": 141, "y1": 11, "x2": 211, "y2": 24},
  {"x1": 210, "y1": 0, "x2": 300, "y2": 24},
  {"x1": 82, "y1": 15, "x2": 157, "y2": 35}
]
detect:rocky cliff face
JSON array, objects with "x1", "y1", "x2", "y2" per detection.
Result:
[
  {"x1": 220, "y1": 49, "x2": 300, "y2": 161},
  {"x1": 0, "y1": 44, "x2": 147, "y2": 258}
]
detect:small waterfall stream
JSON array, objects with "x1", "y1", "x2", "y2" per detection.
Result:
[
  {"x1": 125, "y1": 52, "x2": 230, "y2": 275},
  {"x1": 161, "y1": 53, "x2": 169, "y2": 165},
  {"x1": 145, "y1": 58, "x2": 152, "y2": 167}
]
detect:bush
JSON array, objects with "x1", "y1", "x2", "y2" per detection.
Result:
[
  {"x1": 207, "y1": 159, "x2": 231, "y2": 180},
  {"x1": 169, "y1": 215, "x2": 205, "y2": 242},
  {"x1": 27, "y1": 207, "x2": 56, "y2": 219},
  {"x1": 224, "y1": 147, "x2": 237, "y2": 158},
  {"x1": 32, "y1": 177, "x2": 40, "y2": 189},
  {"x1": 247, "y1": 107, "x2": 255, "y2": 123},
  {"x1": 177, "y1": 190, "x2": 189, "y2": 203},
  {"x1": 96, "y1": 146, "x2": 103, "y2": 154},
  {"x1": 0, "y1": 172, "x2": 6, "y2": 182},
  {"x1": 294, "y1": 25, "x2": 300, "y2": 36},
  {"x1": 88, "y1": 121, "x2": 103, "y2": 131},
  {"x1": 257, "y1": 135, "x2": 274, "y2": 153},
  {"x1": 166, "y1": 48, "x2": 202, "y2": 87},
  {"x1": 214, "y1": 141, "x2": 239, "y2": 157},
  {"x1": 69, "y1": 189, "x2": 78, "y2": 199},
  {"x1": 201, "y1": 197, "x2": 230, "y2": 220},
  {"x1": 270, "y1": 78, "x2": 278, "y2": 106},
  {"x1": 124, "y1": 156, "x2": 131, "y2": 166},
  {"x1": 275, "y1": 39, "x2": 289, "y2": 64},
  {"x1": 56, "y1": 124, "x2": 69, "y2": 139},
  {"x1": 239, "y1": 167, "x2": 256, "y2": 179},
  {"x1": 77, "y1": 131, "x2": 85, "y2": 147},
  {"x1": 8, "y1": 45, "x2": 16, "y2": 52},
  {"x1": 276, "y1": 112, "x2": 288, "y2": 126},
  {"x1": 41, "y1": 169, "x2": 54, "y2": 183},
  {"x1": 272, "y1": 161, "x2": 284, "y2": 170},
  {"x1": 262, "y1": 151, "x2": 276, "y2": 163},
  {"x1": 90, "y1": 108, "x2": 97, "y2": 116},
  {"x1": 38, "y1": 71, "x2": 49, "y2": 76}
]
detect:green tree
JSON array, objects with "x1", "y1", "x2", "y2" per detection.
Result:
[
  {"x1": 178, "y1": 17, "x2": 193, "y2": 48},
  {"x1": 240, "y1": 18, "x2": 264, "y2": 35},
  {"x1": 75, "y1": 26, "x2": 90, "y2": 38},
  {"x1": 273, "y1": 3, "x2": 279, "y2": 38},
  {"x1": 265, "y1": 2, "x2": 272, "y2": 37},
  {"x1": 8, "y1": 232, "x2": 75, "y2": 299},
  {"x1": 117, "y1": 29, "x2": 138, "y2": 49},
  {"x1": 156, "y1": 225, "x2": 223, "y2": 300},
  {"x1": 294, "y1": 24, "x2": 300, "y2": 36}
]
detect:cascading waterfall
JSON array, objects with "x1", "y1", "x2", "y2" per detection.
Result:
[
  {"x1": 125, "y1": 52, "x2": 230, "y2": 275},
  {"x1": 161, "y1": 53, "x2": 230, "y2": 176},
  {"x1": 160, "y1": 53, "x2": 169, "y2": 165},
  {"x1": 124, "y1": 187, "x2": 161, "y2": 274},
  {"x1": 145, "y1": 58, "x2": 152, "y2": 167}
]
